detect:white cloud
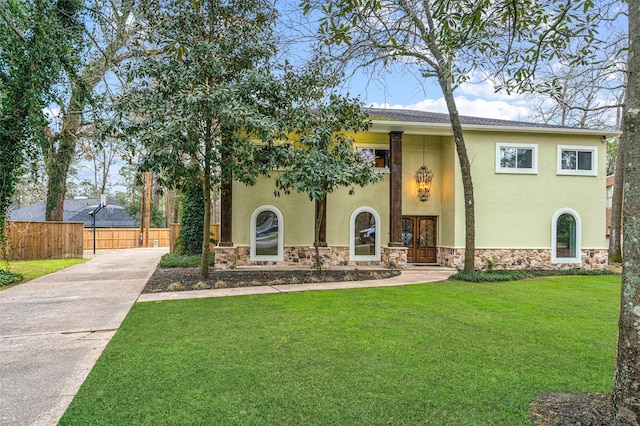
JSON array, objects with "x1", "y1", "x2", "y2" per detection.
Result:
[{"x1": 367, "y1": 76, "x2": 533, "y2": 121}]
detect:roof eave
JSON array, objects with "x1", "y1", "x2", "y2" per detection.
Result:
[{"x1": 369, "y1": 120, "x2": 621, "y2": 137}]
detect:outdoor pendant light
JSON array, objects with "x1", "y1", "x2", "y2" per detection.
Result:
[{"x1": 415, "y1": 138, "x2": 433, "y2": 202}]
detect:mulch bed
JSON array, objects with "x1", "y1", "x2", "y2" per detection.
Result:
[
  {"x1": 529, "y1": 393, "x2": 611, "y2": 425},
  {"x1": 143, "y1": 267, "x2": 401, "y2": 293}
]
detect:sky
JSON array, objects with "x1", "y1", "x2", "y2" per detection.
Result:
[{"x1": 342, "y1": 70, "x2": 532, "y2": 122}]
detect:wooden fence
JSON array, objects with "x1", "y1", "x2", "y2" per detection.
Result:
[
  {"x1": 169, "y1": 223, "x2": 220, "y2": 253},
  {"x1": 6, "y1": 221, "x2": 84, "y2": 261},
  {"x1": 83, "y1": 228, "x2": 171, "y2": 250}
]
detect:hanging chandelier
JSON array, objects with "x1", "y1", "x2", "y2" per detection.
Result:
[
  {"x1": 415, "y1": 165, "x2": 433, "y2": 202},
  {"x1": 415, "y1": 137, "x2": 433, "y2": 202}
]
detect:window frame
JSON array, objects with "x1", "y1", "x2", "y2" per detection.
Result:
[
  {"x1": 551, "y1": 208, "x2": 582, "y2": 264},
  {"x1": 356, "y1": 145, "x2": 390, "y2": 172},
  {"x1": 557, "y1": 145, "x2": 598, "y2": 176},
  {"x1": 495, "y1": 142, "x2": 538, "y2": 174},
  {"x1": 250, "y1": 205, "x2": 284, "y2": 262},
  {"x1": 349, "y1": 206, "x2": 381, "y2": 262}
]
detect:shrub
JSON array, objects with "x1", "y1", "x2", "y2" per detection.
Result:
[
  {"x1": 450, "y1": 268, "x2": 618, "y2": 283},
  {"x1": 0, "y1": 269, "x2": 23, "y2": 287},
  {"x1": 159, "y1": 253, "x2": 214, "y2": 268}
]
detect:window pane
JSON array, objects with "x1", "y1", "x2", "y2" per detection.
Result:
[
  {"x1": 500, "y1": 148, "x2": 516, "y2": 168},
  {"x1": 577, "y1": 151, "x2": 593, "y2": 170},
  {"x1": 562, "y1": 150, "x2": 577, "y2": 170},
  {"x1": 358, "y1": 148, "x2": 375, "y2": 163},
  {"x1": 354, "y1": 212, "x2": 376, "y2": 256},
  {"x1": 516, "y1": 149, "x2": 533, "y2": 169},
  {"x1": 375, "y1": 149, "x2": 390, "y2": 168},
  {"x1": 556, "y1": 213, "x2": 576, "y2": 258},
  {"x1": 255, "y1": 210, "x2": 278, "y2": 256}
]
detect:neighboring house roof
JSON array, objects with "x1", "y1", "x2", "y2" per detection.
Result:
[
  {"x1": 364, "y1": 108, "x2": 621, "y2": 137},
  {"x1": 8, "y1": 198, "x2": 137, "y2": 228},
  {"x1": 606, "y1": 175, "x2": 615, "y2": 187}
]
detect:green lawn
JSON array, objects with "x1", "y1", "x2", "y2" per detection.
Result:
[
  {"x1": 1, "y1": 258, "x2": 85, "y2": 288},
  {"x1": 60, "y1": 276, "x2": 620, "y2": 425}
]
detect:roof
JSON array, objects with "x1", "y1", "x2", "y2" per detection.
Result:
[
  {"x1": 8, "y1": 198, "x2": 137, "y2": 228},
  {"x1": 364, "y1": 108, "x2": 620, "y2": 137}
]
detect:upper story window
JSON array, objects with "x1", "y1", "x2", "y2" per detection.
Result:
[
  {"x1": 557, "y1": 145, "x2": 598, "y2": 176},
  {"x1": 495, "y1": 143, "x2": 538, "y2": 174},
  {"x1": 357, "y1": 147, "x2": 390, "y2": 169}
]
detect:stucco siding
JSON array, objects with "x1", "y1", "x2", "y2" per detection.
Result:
[
  {"x1": 463, "y1": 131, "x2": 606, "y2": 249},
  {"x1": 232, "y1": 176, "x2": 314, "y2": 246}
]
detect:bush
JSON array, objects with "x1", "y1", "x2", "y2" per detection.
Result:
[
  {"x1": 0, "y1": 269, "x2": 23, "y2": 287},
  {"x1": 450, "y1": 268, "x2": 618, "y2": 283},
  {"x1": 159, "y1": 253, "x2": 214, "y2": 268},
  {"x1": 180, "y1": 183, "x2": 204, "y2": 255}
]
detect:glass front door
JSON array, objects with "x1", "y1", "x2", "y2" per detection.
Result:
[{"x1": 402, "y1": 216, "x2": 437, "y2": 263}]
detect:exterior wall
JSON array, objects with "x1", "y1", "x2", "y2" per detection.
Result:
[
  {"x1": 325, "y1": 177, "x2": 389, "y2": 247},
  {"x1": 227, "y1": 122, "x2": 608, "y2": 270},
  {"x1": 439, "y1": 247, "x2": 608, "y2": 270},
  {"x1": 232, "y1": 176, "x2": 314, "y2": 246},
  {"x1": 215, "y1": 245, "x2": 407, "y2": 269},
  {"x1": 463, "y1": 131, "x2": 606, "y2": 250}
]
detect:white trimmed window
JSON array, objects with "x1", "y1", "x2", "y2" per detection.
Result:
[
  {"x1": 250, "y1": 205, "x2": 284, "y2": 261},
  {"x1": 495, "y1": 142, "x2": 538, "y2": 174},
  {"x1": 557, "y1": 145, "x2": 598, "y2": 176},
  {"x1": 357, "y1": 146, "x2": 390, "y2": 170},
  {"x1": 349, "y1": 207, "x2": 381, "y2": 261},
  {"x1": 551, "y1": 208, "x2": 582, "y2": 264}
]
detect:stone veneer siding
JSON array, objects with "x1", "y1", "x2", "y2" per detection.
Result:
[
  {"x1": 438, "y1": 247, "x2": 609, "y2": 270},
  {"x1": 214, "y1": 245, "x2": 408, "y2": 269},
  {"x1": 215, "y1": 245, "x2": 607, "y2": 270}
]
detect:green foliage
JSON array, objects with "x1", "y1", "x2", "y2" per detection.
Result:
[
  {"x1": 179, "y1": 183, "x2": 204, "y2": 256},
  {"x1": 0, "y1": 269, "x2": 23, "y2": 287},
  {"x1": 59, "y1": 276, "x2": 620, "y2": 424},
  {"x1": 159, "y1": 253, "x2": 214, "y2": 268},
  {"x1": 451, "y1": 268, "x2": 618, "y2": 282},
  {"x1": 0, "y1": 0, "x2": 84, "y2": 237}
]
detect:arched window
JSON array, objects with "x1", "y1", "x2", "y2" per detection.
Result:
[
  {"x1": 250, "y1": 206, "x2": 283, "y2": 261},
  {"x1": 551, "y1": 208, "x2": 581, "y2": 264},
  {"x1": 349, "y1": 207, "x2": 381, "y2": 261}
]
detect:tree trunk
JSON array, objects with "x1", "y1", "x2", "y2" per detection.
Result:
[
  {"x1": 313, "y1": 197, "x2": 326, "y2": 271},
  {"x1": 44, "y1": 122, "x2": 78, "y2": 221},
  {"x1": 609, "y1": 135, "x2": 624, "y2": 261},
  {"x1": 201, "y1": 129, "x2": 212, "y2": 279},
  {"x1": 612, "y1": 1, "x2": 640, "y2": 422},
  {"x1": 438, "y1": 76, "x2": 476, "y2": 272}
]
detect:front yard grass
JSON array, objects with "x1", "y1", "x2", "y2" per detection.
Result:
[
  {"x1": 1, "y1": 258, "x2": 85, "y2": 289},
  {"x1": 60, "y1": 275, "x2": 620, "y2": 425}
]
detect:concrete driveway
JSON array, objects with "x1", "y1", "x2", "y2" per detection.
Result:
[{"x1": 0, "y1": 248, "x2": 166, "y2": 426}]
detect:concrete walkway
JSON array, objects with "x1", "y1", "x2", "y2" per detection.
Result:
[
  {"x1": 0, "y1": 249, "x2": 455, "y2": 426},
  {"x1": 0, "y1": 248, "x2": 167, "y2": 426}
]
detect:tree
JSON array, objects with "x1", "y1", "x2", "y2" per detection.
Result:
[
  {"x1": 117, "y1": 0, "x2": 293, "y2": 278},
  {"x1": 0, "y1": 0, "x2": 84, "y2": 241},
  {"x1": 303, "y1": 0, "x2": 603, "y2": 272},
  {"x1": 612, "y1": 0, "x2": 640, "y2": 421},
  {"x1": 274, "y1": 93, "x2": 381, "y2": 270},
  {"x1": 42, "y1": 0, "x2": 140, "y2": 221}
]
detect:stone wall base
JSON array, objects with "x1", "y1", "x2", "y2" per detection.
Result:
[
  {"x1": 215, "y1": 245, "x2": 607, "y2": 270},
  {"x1": 214, "y1": 245, "x2": 408, "y2": 270},
  {"x1": 438, "y1": 247, "x2": 608, "y2": 270}
]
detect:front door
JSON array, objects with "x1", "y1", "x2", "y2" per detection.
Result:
[{"x1": 402, "y1": 216, "x2": 438, "y2": 264}]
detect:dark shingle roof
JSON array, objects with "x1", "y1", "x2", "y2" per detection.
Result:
[
  {"x1": 364, "y1": 108, "x2": 571, "y2": 129},
  {"x1": 8, "y1": 198, "x2": 137, "y2": 228}
]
